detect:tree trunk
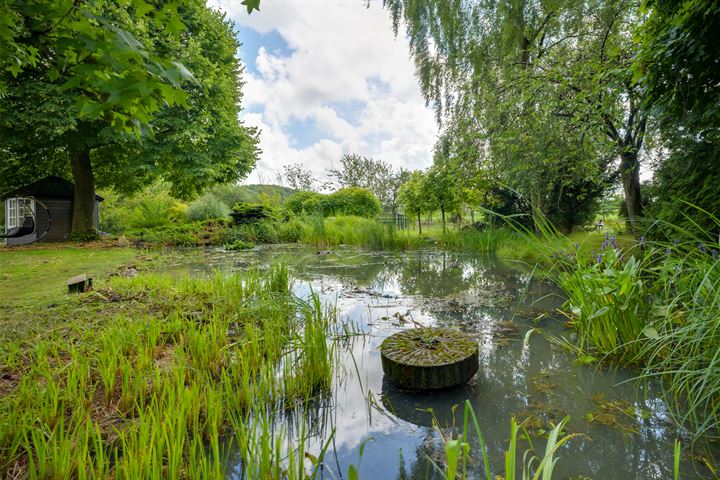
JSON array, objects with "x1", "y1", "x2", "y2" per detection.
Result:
[
  {"x1": 620, "y1": 150, "x2": 642, "y2": 234},
  {"x1": 441, "y1": 208, "x2": 446, "y2": 233},
  {"x1": 70, "y1": 143, "x2": 96, "y2": 234},
  {"x1": 417, "y1": 212, "x2": 422, "y2": 235}
]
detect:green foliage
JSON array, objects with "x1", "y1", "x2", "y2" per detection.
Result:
[
  {"x1": 0, "y1": 264, "x2": 334, "y2": 478},
  {"x1": 322, "y1": 187, "x2": 382, "y2": 218},
  {"x1": 299, "y1": 216, "x2": 424, "y2": 250},
  {"x1": 230, "y1": 202, "x2": 275, "y2": 224},
  {"x1": 0, "y1": 1, "x2": 192, "y2": 130},
  {"x1": 521, "y1": 217, "x2": 720, "y2": 440},
  {"x1": 442, "y1": 228, "x2": 517, "y2": 253},
  {"x1": 647, "y1": 142, "x2": 720, "y2": 233},
  {"x1": 560, "y1": 247, "x2": 649, "y2": 360},
  {"x1": 284, "y1": 191, "x2": 324, "y2": 216},
  {"x1": 430, "y1": 401, "x2": 576, "y2": 480},
  {"x1": 223, "y1": 218, "x2": 304, "y2": 245},
  {"x1": 329, "y1": 154, "x2": 409, "y2": 213},
  {"x1": 284, "y1": 188, "x2": 381, "y2": 218},
  {"x1": 100, "y1": 186, "x2": 187, "y2": 233},
  {"x1": 186, "y1": 194, "x2": 230, "y2": 222},
  {"x1": 635, "y1": 1, "x2": 720, "y2": 234},
  {"x1": 127, "y1": 220, "x2": 228, "y2": 247},
  {"x1": 398, "y1": 171, "x2": 432, "y2": 226},
  {"x1": 385, "y1": 0, "x2": 642, "y2": 232},
  {"x1": 68, "y1": 230, "x2": 101, "y2": 243},
  {"x1": 210, "y1": 184, "x2": 295, "y2": 208},
  {"x1": 635, "y1": 0, "x2": 720, "y2": 136},
  {"x1": 224, "y1": 239, "x2": 255, "y2": 251},
  {"x1": 0, "y1": 1, "x2": 259, "y2": 232}
]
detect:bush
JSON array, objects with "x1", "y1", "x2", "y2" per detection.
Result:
[
  {"x1": 186, "y1": 193, "x2": 230, "y2": 222},
  {"x1": 283, "y1": 188, "x2": 381, "y2": 218},
  {"x1": 323, "y1": 187, "x2": 381, "y2": 218},
  {"x1": 230, "y1": 203, "x2": 275, "y2": 224},
  {"x1": 126, "y1": 220, "x2": 229, "y2": 246},
  {"x1": 284, "y1": 191, "x2": 323, "y2": 216},
  {"x1": 99, "y1": 186, "x2": 187, "y2": 233}
]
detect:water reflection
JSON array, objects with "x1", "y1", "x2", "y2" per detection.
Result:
[{"x1": 169, "y1": 246, "x2": 714, "y2": 479}]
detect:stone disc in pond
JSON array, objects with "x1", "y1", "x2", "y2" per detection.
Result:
[{"x1": 380, "y1": 327, "x2": 479, "y2": 390}]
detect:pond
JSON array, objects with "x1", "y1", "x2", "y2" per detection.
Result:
[{"x1": 167, "y1": 244, "x2": 713, "y2": 479}]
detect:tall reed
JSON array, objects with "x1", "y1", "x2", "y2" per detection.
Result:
[{"x1": 0, "y1": 264, "x2": 334, "y2": 478}]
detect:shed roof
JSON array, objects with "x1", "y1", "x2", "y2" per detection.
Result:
[{"x1": 1, "y1": 176, "x2": 104, "y2": 201}]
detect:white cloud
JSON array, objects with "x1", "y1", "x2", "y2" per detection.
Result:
[{"x1": 212, "y1": 0, "x2": 439, "y2": 184}]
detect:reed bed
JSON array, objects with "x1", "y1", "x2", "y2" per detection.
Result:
[
  {"x1": 516, "y1": 212, "x2": 720, "y2": 441},
  {"x1": 0, "y1": 264, "x2": 334, "y2": 478}
]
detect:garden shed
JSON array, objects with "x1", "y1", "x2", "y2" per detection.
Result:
[{"x1": 2, "y1": 176, "x2": 103, "y2": 245}]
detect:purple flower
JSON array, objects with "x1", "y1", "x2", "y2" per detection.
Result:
[
  {"x1": 640, "y1": 236, "x2": 646, "y2": 246},
  {"x1": 574, "y1": 242, "x2": 579, "y2": 250},
  {"x1": 699, "y1": 244, "x2": 707, "y2": 254},
  {"x1": 597, "y1": 253, "x2": 603, "y2": 264},
  {"x1": 713, "y1": 250, "x2": 718, "y2": 259},
  {"x1": 673, "y1": 239, "x2": 680, "y2": 245},
  {"x1": 666, "y1": 247, "x2": 671, "y2": 255},
  {"x1": 601, "y1": 240, "x2": 608, "y2": 250},
  {"x1": 611, "y1": 236, "x2": 618, "y2": 249}
]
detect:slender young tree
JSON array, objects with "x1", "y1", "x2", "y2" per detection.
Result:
[{"x1": 398, "y1": 170, "x2": 431, "y2": 234}]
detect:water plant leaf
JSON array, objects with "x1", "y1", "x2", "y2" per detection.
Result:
[
  {"x1": 577, "y1": 355, "x2": 596, "y2": 365},
  {"x1": 348, "y1": 464, "x2": 359, "y2": 480},
  {"x1": 642, "y1": 327, "x2": 659, "y2": 339}
]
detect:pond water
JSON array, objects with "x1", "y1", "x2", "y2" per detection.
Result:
[{"x1": 166, "y1": 244, "x2": 714, "y2": 479}]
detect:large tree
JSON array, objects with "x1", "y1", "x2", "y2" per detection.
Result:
[
  {"x1": 384, "y1": 0, "x2": 646, "y2": 232},
  {"x1": 635, "y1": 0, "x2": 720, "y2": 232},
  {"x1": 0, "y1": 1, "x2": 258, "y2": 234}
]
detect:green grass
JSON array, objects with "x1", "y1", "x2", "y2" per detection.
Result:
[
  {"x1": 0, "y1": 246, "x2": 139, "y2": 308},
  {"x1": 0, "y1": 262, "x2": 334, "y2": 478}
]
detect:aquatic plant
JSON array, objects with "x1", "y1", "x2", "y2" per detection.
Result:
[{"x1": 0, "y1": 264, "x2": 335, "y2": 478}]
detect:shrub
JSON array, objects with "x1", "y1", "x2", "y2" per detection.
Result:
[
  {"x1": 230, "y1": 203, "x2": 275, "y2": 224},
  {"x1": 126, "y1": 220, "x2": 229, "y2": 246},
  {"x1": 322, "y1": 187, "x2": 381, "y2": 218},
  {"x1": 99, "y1": 187, "x2": 187, "y2": 233},
  {"x1": 284, "y1": 191, "x2": 323, "y2": 216},
  {"x1": 283, "y1": 188, "x2": 381, "y2": 218},
  {"x1": 186, "y1": 194, "x2": 230, "y2": 222}
]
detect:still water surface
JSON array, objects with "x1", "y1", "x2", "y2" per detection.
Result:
[{"x1": 168, "y1": 245, "x2": 713, "y2": 479}]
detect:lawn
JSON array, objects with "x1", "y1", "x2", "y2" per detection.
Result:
[{"x1": 0, "y1": 245, "x2": 149, "y2": 341}]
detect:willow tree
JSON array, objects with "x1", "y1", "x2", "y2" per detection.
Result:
[
  {"x1": 384, "y1": 0, "x2": 647, "y2": 232},
  {"x1": 0, "y1": 1, "x2": 258, "y2": 234}
]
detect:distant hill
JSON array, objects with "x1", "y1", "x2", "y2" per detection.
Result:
[{"x1": 209, "y1": 184, "x2": 297, "y2": 207}]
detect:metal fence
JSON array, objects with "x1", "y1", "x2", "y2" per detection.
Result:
[{"x1": 378, "y1": 213, "x2": 407, "y2": 230}]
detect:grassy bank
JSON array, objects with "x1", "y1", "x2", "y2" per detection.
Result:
[
  {"x1": 0, "y1": 260, "x2": 333, "y2": 478},
  {"x1": 0, "y1": 246, "x2": 139, "y2": 309}
]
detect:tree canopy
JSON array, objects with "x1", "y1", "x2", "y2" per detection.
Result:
[
  {"x1": 384, "y1": 0, "x2": 647, "y2": 232},
  {"x1": 0, "y1": 1, "x2": 258, "y2": 233}
]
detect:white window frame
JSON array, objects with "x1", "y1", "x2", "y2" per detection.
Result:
[{"x1": 6, "y1": 197, "x2": 35, "y2": 231}]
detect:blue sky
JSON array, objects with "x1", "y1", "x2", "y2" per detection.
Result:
[{"x1": 211, "y1": 0, "x2": 439, "y2": 185}]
